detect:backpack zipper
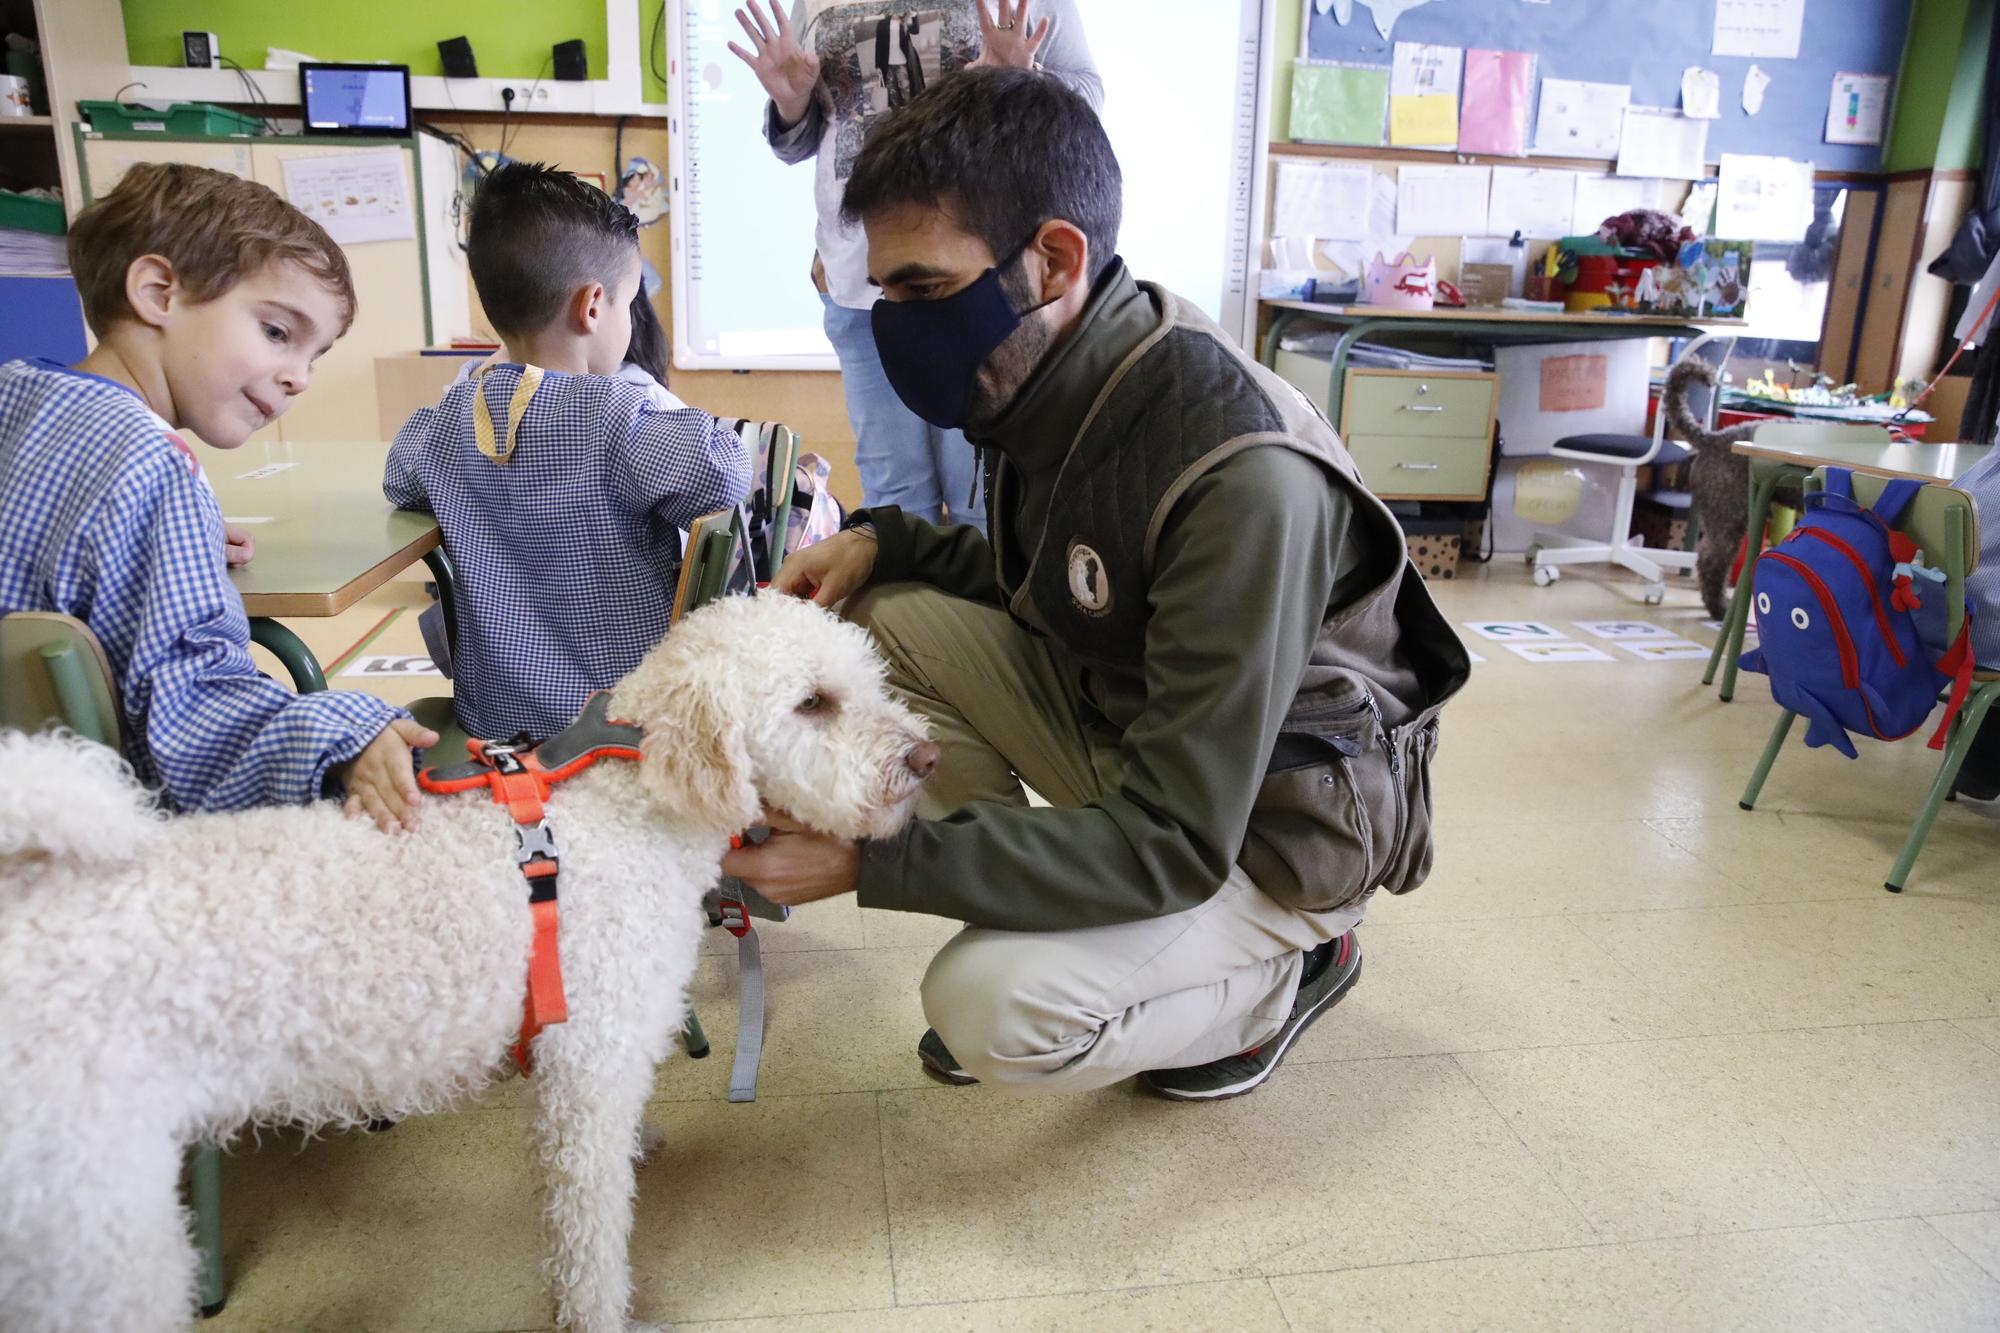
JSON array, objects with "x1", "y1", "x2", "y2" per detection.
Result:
[{"x1": 1792, "y1": 528, "x2": 1907, "y2": 668}]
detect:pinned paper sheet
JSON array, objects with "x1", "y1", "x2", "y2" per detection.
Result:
[
  {"x1": 1390, "y1": 42, "x2": 1461, "y2": 148},
  {"x1": 1391, "y1": 96, "x2": 1459, "y2": 148},
  {"x1": 1681, "y1": 67, "x2": 1721, "y2": 120},
  {"x1": 1488, "y1": 168, "x2": 1578, "y2": 239},
  {"x1": 1827, "y1": 72, "x2": 1891, "y2": 146},
  {"x1": 1743, "y1": 64, "x2": 1772, "y2": 116},
  {"x1": 1572, "y1": 175, "x2": 1656, "y2": 235},
  {"x1": 1713, "y1": 0, "x2": 1804, "y2": 60},
  {"x1": 1343, "y1": 0, "x2": 1435, "y2": 39},
  {"x1": 1616, "y1": 107, "x2": 1710, "y2": 181},
  {"x1": 1540, "y1": 354, "x2": 1609, "y2": 413},
  {"x1": 279, "y1": 151, "x2": 414, "y2": 246},
  {"x1": 1291, "y1": 61, "x2": 1389, "y2": 146},
  {"x1": 1396, "y1": 165, "x2": 1491, "y2": 237},
  {"x1": 1506, "y1": 641, "x2": 1615, "y2": 663},
  {"x1": 1273, "y1": 161, "x2": 1374, "y2": 240},
  {"x1": 1533, "y1": 79, "x2": 1630, "y2": 160},
  {"x1": 1717, "y1": 153, "x2": 1815, "y2": 241},
  {"x1": 1459, "y1": 49, "x2": 1535, "y2": 157}
]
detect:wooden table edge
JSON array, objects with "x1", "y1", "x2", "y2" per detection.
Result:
[{"x1": 238, "y1": 526, "x2": 441, "y2": 620}]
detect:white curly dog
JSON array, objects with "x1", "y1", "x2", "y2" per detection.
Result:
[{"x1": 0, "y1": 594, "x2": 935, "y2": 1333}]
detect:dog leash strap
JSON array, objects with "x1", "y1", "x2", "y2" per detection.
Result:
[{"x1": 727, "y1": 924, "x2": 767, "y2": 1103}]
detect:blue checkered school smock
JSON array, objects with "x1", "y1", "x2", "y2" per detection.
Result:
[
  {"x1": 0, "y1": 359, "x2": 401, "y2": 811},
  {"x1": 384, "y1": 365, "x2": 750, "y2": 741}
]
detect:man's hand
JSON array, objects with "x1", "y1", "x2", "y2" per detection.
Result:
[
  {"x1": 719, "y1": 809, "x2": 861, "y2": 906},
  {"x1": 970, "y1": 0, "x2": 1052, "y2": 69},
  {"x1": 224, "y1": 524, "x2": 256, "y2": 567},
  {"x1": 728, "y1": 1, "x2": 821, "y2": 129},
  {"x1": 332, "y1": 718, "x2": 439, "y2": 833},
  {"x1": 772, "y1": 527, "x2": 878, "y2": 607}
]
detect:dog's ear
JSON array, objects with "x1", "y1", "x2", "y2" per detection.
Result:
[{"x1": 614, "y1": 642, "x2": 763, "y2": 832}]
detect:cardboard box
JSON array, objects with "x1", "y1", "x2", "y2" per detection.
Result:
[{"x1": 1460, "y1": 263, "x2": 1511, "y2": 307}]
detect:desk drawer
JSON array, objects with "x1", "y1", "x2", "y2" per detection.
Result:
[
  {"x1": 1345, "y1": 432, "x2": 1491, "y2": 499},
  {"x1": 1342, "y1": 371, "x2": 1495, "y2": 438}
]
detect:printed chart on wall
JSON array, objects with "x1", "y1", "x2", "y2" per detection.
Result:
[{"x1": 668, "y1": 0, "x2": 1272, "y2": 369}]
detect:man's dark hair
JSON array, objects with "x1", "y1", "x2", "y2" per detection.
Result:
[
  {"x1": 624, "y1": 287, "x2": 671, "y2": 389},
  {"x1": 840, "y1": 68, "x2": 1121, "y2": 282},
  {"x1": 468, "y1": 161, "x2": 640, "y2": 337}
]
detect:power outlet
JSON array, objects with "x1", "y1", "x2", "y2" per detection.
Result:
[{"x1": 500, "y1": 85, "x2": 550, "y2": 108}]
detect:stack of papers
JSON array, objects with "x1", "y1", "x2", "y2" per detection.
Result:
[
  {"x1": 0, "y1": 227, "x2": 67, "y2": 276},
  {"x1": 1278, "y1": 334, "x2": 1493, "y2": 372}
]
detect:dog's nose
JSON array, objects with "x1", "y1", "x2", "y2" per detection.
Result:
[{"x1": 905, "y1": 741, "x2": 941, "y2": 779}]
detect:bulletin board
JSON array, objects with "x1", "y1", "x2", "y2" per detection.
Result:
[{"x1": 1303, "y1": 0, "x2": 1912, "y2": 172}]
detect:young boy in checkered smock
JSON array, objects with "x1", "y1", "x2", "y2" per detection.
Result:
[
  {"x1": 0, "y1": 163, "x2": 436, "y2": 829},
  {"x1": 385, "y1": 163, "x2": 751, "y2": 743}
]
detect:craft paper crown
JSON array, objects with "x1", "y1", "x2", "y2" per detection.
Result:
[{"x1": 1364, "y1": 252, "x2": 1436, "y2": 310}]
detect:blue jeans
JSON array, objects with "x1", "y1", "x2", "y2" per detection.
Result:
[{"x1": 822, "y1": 295, "x2": 986, "y2": 533}]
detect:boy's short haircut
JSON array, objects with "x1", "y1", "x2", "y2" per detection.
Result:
[
  {"x1": 467, "y1": 162, "x2": 641, "y2": 339},
  {"x1": 67, "y1": 162, "x2": 357, "y2": 338}
]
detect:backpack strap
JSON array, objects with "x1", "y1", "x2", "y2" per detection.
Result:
[
  {"x1": 1822, "y1": 467, "x2": 1856, "y2": 503},
  {"x1": 1868, "y1": 476, "x2": 1925, "y2": 527},
  {"x1": 1927, "y1": 611, "x2": 1978, "y2": 751}
]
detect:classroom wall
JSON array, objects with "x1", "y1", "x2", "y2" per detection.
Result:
[
  {"x1": 119, "y1": 0, "x2": 668, "y2": 99},
  {"x1": 1296, "y1": 0, "x2": 1913, "y2": 171}
]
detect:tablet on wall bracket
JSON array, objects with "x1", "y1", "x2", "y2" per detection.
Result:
[{"x1": 299, "y1": 63, "x2": 413, "y2": 138}]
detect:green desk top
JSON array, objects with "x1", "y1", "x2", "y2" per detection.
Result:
[
  {"x1": 1733, "y1": 438, "x2": 1992, "y2": 485},
  {"x1": 207, "y1": 441, "x2": 439, "y2": 618}
]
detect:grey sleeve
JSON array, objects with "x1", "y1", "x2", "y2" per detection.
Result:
[
  {"x1": 1032, "y1": 0, "x2": 1103, "y2": 110},
  {"x1": 762, "y1": 0, "x2": 827, "y2": 164}
]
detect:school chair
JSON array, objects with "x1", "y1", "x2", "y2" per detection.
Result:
[
  {"x1": 1738, "y1": 470, "x2": 1998, "y2": 893},
  {"x1": 0, "y1": 613, "x2": 228, "y2": 1318},
  {"x1": 1703, "y1": 420, "x2": 1898, "y2": 701},
  {"x1": 1527, "y1": 333, "x2": 1737, "y2": 604}
]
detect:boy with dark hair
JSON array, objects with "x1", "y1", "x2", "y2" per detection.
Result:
[
  {"x1": 386, "y1": 162, "x2": 749, "y2": 741},
  {"x1": 0, "y1": 162, "x2": 434, "y2": 826}
]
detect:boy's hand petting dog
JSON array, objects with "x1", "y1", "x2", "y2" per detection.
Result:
[
  {"x1": 771, "y1": 527, "x2": 877, "y2": 608},
  {"x1": 333, "y1": 718, "x2": 440, "y2": 832},
  {"x1": 720, "y1": 808, "x2": 861, "y2": 905}
]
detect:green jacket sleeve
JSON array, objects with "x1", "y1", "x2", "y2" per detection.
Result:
[
  {"x1": 855, "y1": 503, "x2": 1005, "y2": 607},
  {"x1": 855, "y1": 447, "x2": 1357, "y2": 929}
]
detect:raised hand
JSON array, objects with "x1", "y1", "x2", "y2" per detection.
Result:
[
  {"x1": 969, "y1": 0, "x2": 1052, "y2": 70},
  {"x1": 727, "y1": 1, "x2": 822, "y2": 128}
]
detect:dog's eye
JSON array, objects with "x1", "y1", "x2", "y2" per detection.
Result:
[{"x1": 798, "y1": 691, "x2": 824, "y2": 714}]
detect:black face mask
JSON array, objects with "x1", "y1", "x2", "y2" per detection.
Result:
[{"x1": 869, "y1": 246, "x2": 1047, "y2": 429}]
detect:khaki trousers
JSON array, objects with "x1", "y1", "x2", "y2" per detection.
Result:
[{"x1": 847, "y1": 584, "x2": 1365, "y2": 1093}]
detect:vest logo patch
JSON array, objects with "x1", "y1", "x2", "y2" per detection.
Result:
[{"x1": 1066, "y1": 540, "x2": 1112, "y2": 617}]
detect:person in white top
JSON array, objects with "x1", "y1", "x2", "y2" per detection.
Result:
[{"x1": 731, "y1": 0, "x2": 1100, "y2": 533}]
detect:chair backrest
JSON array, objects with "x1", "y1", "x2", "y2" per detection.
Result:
[
  {"x1": 1809, "y1": 467, "x2": 1980, "y2": 642},
  {"x1": 0, "y1": 612, "x2": 122, "y2": 746},
  {"x1": 671, "y1": 508, "x2": 755, "y2": 624},
  {"x1": 719, "y1": 418, "x2": 803, "y2": 579},
  {"x1": 1673, "y1": 333, "x2": 1738, "y2": 432}
]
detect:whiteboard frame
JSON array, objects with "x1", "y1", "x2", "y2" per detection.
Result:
[{"x1": 666, "y1": 0, "x2": 1276, "y2": 371}]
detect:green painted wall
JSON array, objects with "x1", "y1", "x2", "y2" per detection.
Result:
[
  {"x1": 1886, "y1": 0, "x2": 1988, "y2": 171},
  {"x1": 119, "y1": 0, "x2": 671, "y2": 96},
  {"x1": 1270, "y1": 0, "x2": 1302, "y2": 142}
]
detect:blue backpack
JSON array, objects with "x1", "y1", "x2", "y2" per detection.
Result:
[{"x1": 1739, "y1": 468, "x2": 1975, "y2": 759}]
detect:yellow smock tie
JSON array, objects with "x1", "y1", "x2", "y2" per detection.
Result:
[{"x1": 472, "y1": 364, "x2": 546, "y2": 465}]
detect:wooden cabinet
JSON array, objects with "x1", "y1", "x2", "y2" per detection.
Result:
[{"x1": 1338, "y1": 369, "x2": 1497, "y2": 502}]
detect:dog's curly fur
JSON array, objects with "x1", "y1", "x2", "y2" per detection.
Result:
[
  {"x1": 0, "y1": 595, "x2": 931, "y2": 1333},
  {"x1": 1664, "y1": 357, "x2": 1763, "y2": 620}
]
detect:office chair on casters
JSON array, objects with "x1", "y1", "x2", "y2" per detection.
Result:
[{"x1": 1527, "y1": 332, "x2": 1737, "y2": 605}]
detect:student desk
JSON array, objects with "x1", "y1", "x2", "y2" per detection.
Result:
[
  {"x1": 209, "y1": 441, "x2": 445, "y2": 693},
  {"x1": 1258, "y1": 299, "x2": 1742, "y2": 431},
  {"x1": 1706, "y1": 437, "x2": 1994, "y2": 701}
]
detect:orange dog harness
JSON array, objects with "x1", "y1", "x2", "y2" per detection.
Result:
[{"x1": 417, "y1": 692, "x2": 644, "y2": 1074}]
